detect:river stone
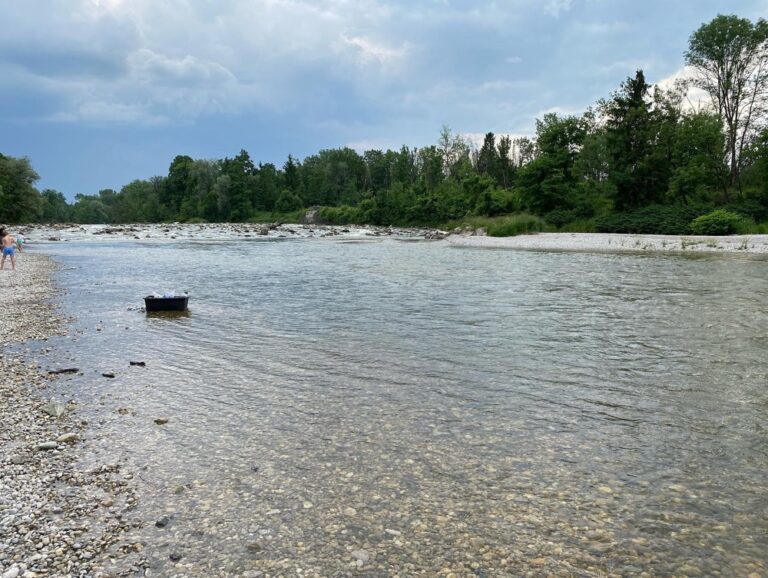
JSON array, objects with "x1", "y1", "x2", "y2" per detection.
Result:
[
  {"x1": 36, "y1": 441, "x2": 58, "y2": 450},
  {"x1": 41, "y1": 400, "x2": 66, "y2": 418},
  {"x1": 351, "y1": 549, "x2": 370, "y2": 563},
  {"x1": 56, "y1": 433, "x2": 79, "y2": 443}
]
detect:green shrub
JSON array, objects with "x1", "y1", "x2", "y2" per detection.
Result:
[
  {"x1": 318, "y1": 205, "x2": 366, "y2": 225},
  {"x1": 595, "y1": 204, "x2": 708, "y2": 235},
  {"x1": 720, "y1": 199, "x2": 768, "y2": 222},
  {"x1": 559, "y1": 218, "x2": 597, "y2": 232},
  {"x1": 689, "y1": 209, "x2": 748, "y2": 235},
  {"x1": 248, "y1": 209, "x2": 305, "y2": 224},
  {"x1": 544, "y1": 209, "x2": 579, "y2": 228},
  {"x1": 487, "y1": 214, "x2": 547, "y2": 237}
]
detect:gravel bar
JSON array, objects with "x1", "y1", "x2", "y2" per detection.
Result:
[{"x1": 445, "y1": 232, "x2": 768, "y2": 254}]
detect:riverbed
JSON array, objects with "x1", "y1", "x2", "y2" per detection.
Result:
[{"x1": 6, "y1": 235, "x2": 768, "y2": 577}]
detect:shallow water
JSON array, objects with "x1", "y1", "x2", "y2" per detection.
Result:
[{"x1": 33, "y1": 238, "x2": 768, "y2": 576}]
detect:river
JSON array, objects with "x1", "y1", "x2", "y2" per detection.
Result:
[{"x1": 34, "y1": 237, "x2": 768, "y2": 577}]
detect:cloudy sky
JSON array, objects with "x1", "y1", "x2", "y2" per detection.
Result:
[{"x1": 1, "y1": 0, "x2": 764, "y2": 199}]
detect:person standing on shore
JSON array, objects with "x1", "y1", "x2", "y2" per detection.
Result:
[{"x1": 1, "y1": 230, "x2": 17, "y2": 271}]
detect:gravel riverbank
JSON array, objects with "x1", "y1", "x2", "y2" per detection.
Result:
[
  {"x1": 445, "y1": 232, "x2": 768, "y2": 254},
  {"x1": 0, "y1": 253, "x2": 140, "y2": 578}
]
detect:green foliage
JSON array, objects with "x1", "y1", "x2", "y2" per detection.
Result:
[
  {"x1": 487, "y1": 214, "x2": 547, "y2": 237},
  {"x1": 689, "y1": 209, "x2": 749, "y2": 235},
  {"x1": 559, "y1": 218, "x2": 597, "y2": 233},
  {"x1": 544, "y1": 208, "x2": 579, "y2": 228},
  {"x1": 686, "y1": 14, "x2": 768, "y2": 187},
  {"x1": 0, "y1": 154, "x2": 41, "y2": 223},
  {"x1": 38, "y1": 189, "x2": 71, "y2": 222},
  {"x1": 595, "y1": 204, "x2": 708, "y2": 234},
  {"x1": 318, "y1": 205, "x2": 366, "y2": 225},
  {"x1": 441, "y1": 213, "x2": 546, "y2": 236},
  {"x1": 248, "y1": 209, "x2": 306, "y2": 224}
]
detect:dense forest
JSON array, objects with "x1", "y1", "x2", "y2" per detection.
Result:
[{"x1": 3, "y1": 14, "x2": 768, "y2": 236}]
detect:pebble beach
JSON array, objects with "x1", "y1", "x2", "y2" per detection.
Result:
[
  {"x1": 0, "y1": 254, "x2": 140, "y2": 578},
  {"x1": 445, "y1": 231, "x2": 768, "y2": 254}
]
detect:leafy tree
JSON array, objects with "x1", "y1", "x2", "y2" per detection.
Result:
[
  {"x1": 517, "y1": 113, "x2": 586, "y2": 214},
  {"x1": 164, "y1": 155, "x2": 195, "y2": 217},
  {"x1": 38, "y1": 189, "x2": 71, "y2": 222},
  {"x1": 0, "y1": 154, "x2": 41, "y2": 223},
  {"x1": 438, "y1": 126, "x2": 472, "y2": 180},
  {"x1": 70, "y1": 194, "x2": 109, "y2": 224},
  {"x1": 686, "y1": 14, "x2": 768, "y2": 188},
  {"x1": 668, "y1": 111, "x2": 728, "y2": 203}
]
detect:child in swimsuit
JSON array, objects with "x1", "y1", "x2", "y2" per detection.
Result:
[{"x1": 1, "y1": 233, "x2": 17, "y2": 271}]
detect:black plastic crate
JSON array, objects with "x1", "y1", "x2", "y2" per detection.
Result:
[{"x1": 144, "y1": 295, "x2": 189, "y2": 312}]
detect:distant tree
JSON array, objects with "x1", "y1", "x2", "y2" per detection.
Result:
[
  {"x1": 475, "y1": 132, "x2": 500, "y2": 183},
  {"x1": 668, "y1": 111, "x2": 728, "y2": 203},
  {"x1": 38, "y1": 189, "x2": 71, "y2": 222},
  {"x1": 686, "y1": 14, "x2": 768, "y2": 188},
  {"x1": 283, "y1": 155, "x2": 301, "y2": 194},
  {"x1": 0, "y1": 154, "x2": 41, "y2": 223},
  {"x1": 517, "y1": 113, "x2": 586, "y2": 214},
  {"x1": 71, "y1": 194, "x2": 109, "y2": 224},
  {"x1": 604, "y1": 70, "x2": 659, "y2": 209},
  {"x1": 437, "y1": 126, "x2": 472, "y2": 180},
  {"x1": 496, "y1": 135, "x2": 514, "y2": 188},
  {"x1": 164, "y1": 155, "x2": 195, "y2": 217}
]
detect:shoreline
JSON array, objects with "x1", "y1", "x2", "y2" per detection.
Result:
[
  {"x1": 0, "y1": 253, "x2": 138, "y2": 577},
  {"x1": 15, "y1": 223, "x2": 768, "y2": 255},
  {"x1": 444, "y1": 231, "x2": 768, "y2": 255}
]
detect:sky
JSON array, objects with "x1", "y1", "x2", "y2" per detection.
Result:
[{"x1": 1, "y1": 0, "x2": 765, "y2": 200}]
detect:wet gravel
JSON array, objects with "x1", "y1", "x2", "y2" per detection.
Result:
[{"x1": 1, "y1": 254, "x2": 142, "y2": 577}]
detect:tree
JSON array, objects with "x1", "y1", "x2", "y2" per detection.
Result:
[
  {"x1": 437, "y1": 126, "x2": 472, "y2": 180},
  {"x1": 686, "y1": 14, "x2": 768, "y2": 189},
  {"x1": 475, "y1": 132, "x2": 500, "y2": 182},
  {"x1": 0, "y1": 154, "x2": 41, "y2": 223},
  {"x1": 604, "y1": 70, "x2": 661, "y2": 209},
  {"x1": 668, "y1": 111, "x2": 728, "y2": 203},
  {"x1": 38, "y1": 189, "x2": 71, "y2": 222},
  {"x1": 164, "y1": 155, "x2": 195, "y2": 217},
  {"x1": 516, "y1": 113, "x2": 586, "y2": 214}
]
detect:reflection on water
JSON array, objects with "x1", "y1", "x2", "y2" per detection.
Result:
[{"x1": 36, "y1": 239, "x2": 768, "y2": 576}]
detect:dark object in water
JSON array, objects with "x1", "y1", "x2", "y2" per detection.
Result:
[
  {"x1": 144, "y1": 295, "x2": 188, "y2": 312},
  {"x1": 48, "y1": 367, "x2": 79, "y2": 375},
  {"x1": 129, "y1": 361, "x2": 146, "y2": 366}
]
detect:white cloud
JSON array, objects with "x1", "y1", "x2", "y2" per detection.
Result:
[
  {"x1": 340, "y1": 34, "x2": 408, "y2": 64},
  {"x1": 654, "y1": 66, "x2": 713, "y2": 112}
]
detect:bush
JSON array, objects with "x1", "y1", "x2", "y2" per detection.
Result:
[
  {"x1": 544, "y1": 209, "x2": 579, "y2": 228},
  {"x1": 318, "y1": 205, "x2": 365, "y2": 225},
  {"x1": 689, "y1": 209, "x2": 748, "y2": 235},
  {"x1": 559, "y1": 218, "x2": 596, "y2": 233},
  {"x1": 487, "y1": 214, "x2": 547, "y2": 237},
  {"x1": 720, "y1": 199, "x2": 768, "y2": 222},
  {"x1": 595, "y1": 204, "x2": 708, "y2": 235}
]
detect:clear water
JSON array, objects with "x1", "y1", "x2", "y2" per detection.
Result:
[{"x1": 34, "y1": 239, "x2": 768, "y2": 576}]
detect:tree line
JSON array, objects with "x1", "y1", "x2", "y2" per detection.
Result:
[{"x1": 3, "y1": 14, "x2": 768, "y2": 235}]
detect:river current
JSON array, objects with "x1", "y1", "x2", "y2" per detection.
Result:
[{"x1": 34, "y1": 238, "x2": 767, "y2": 577}]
